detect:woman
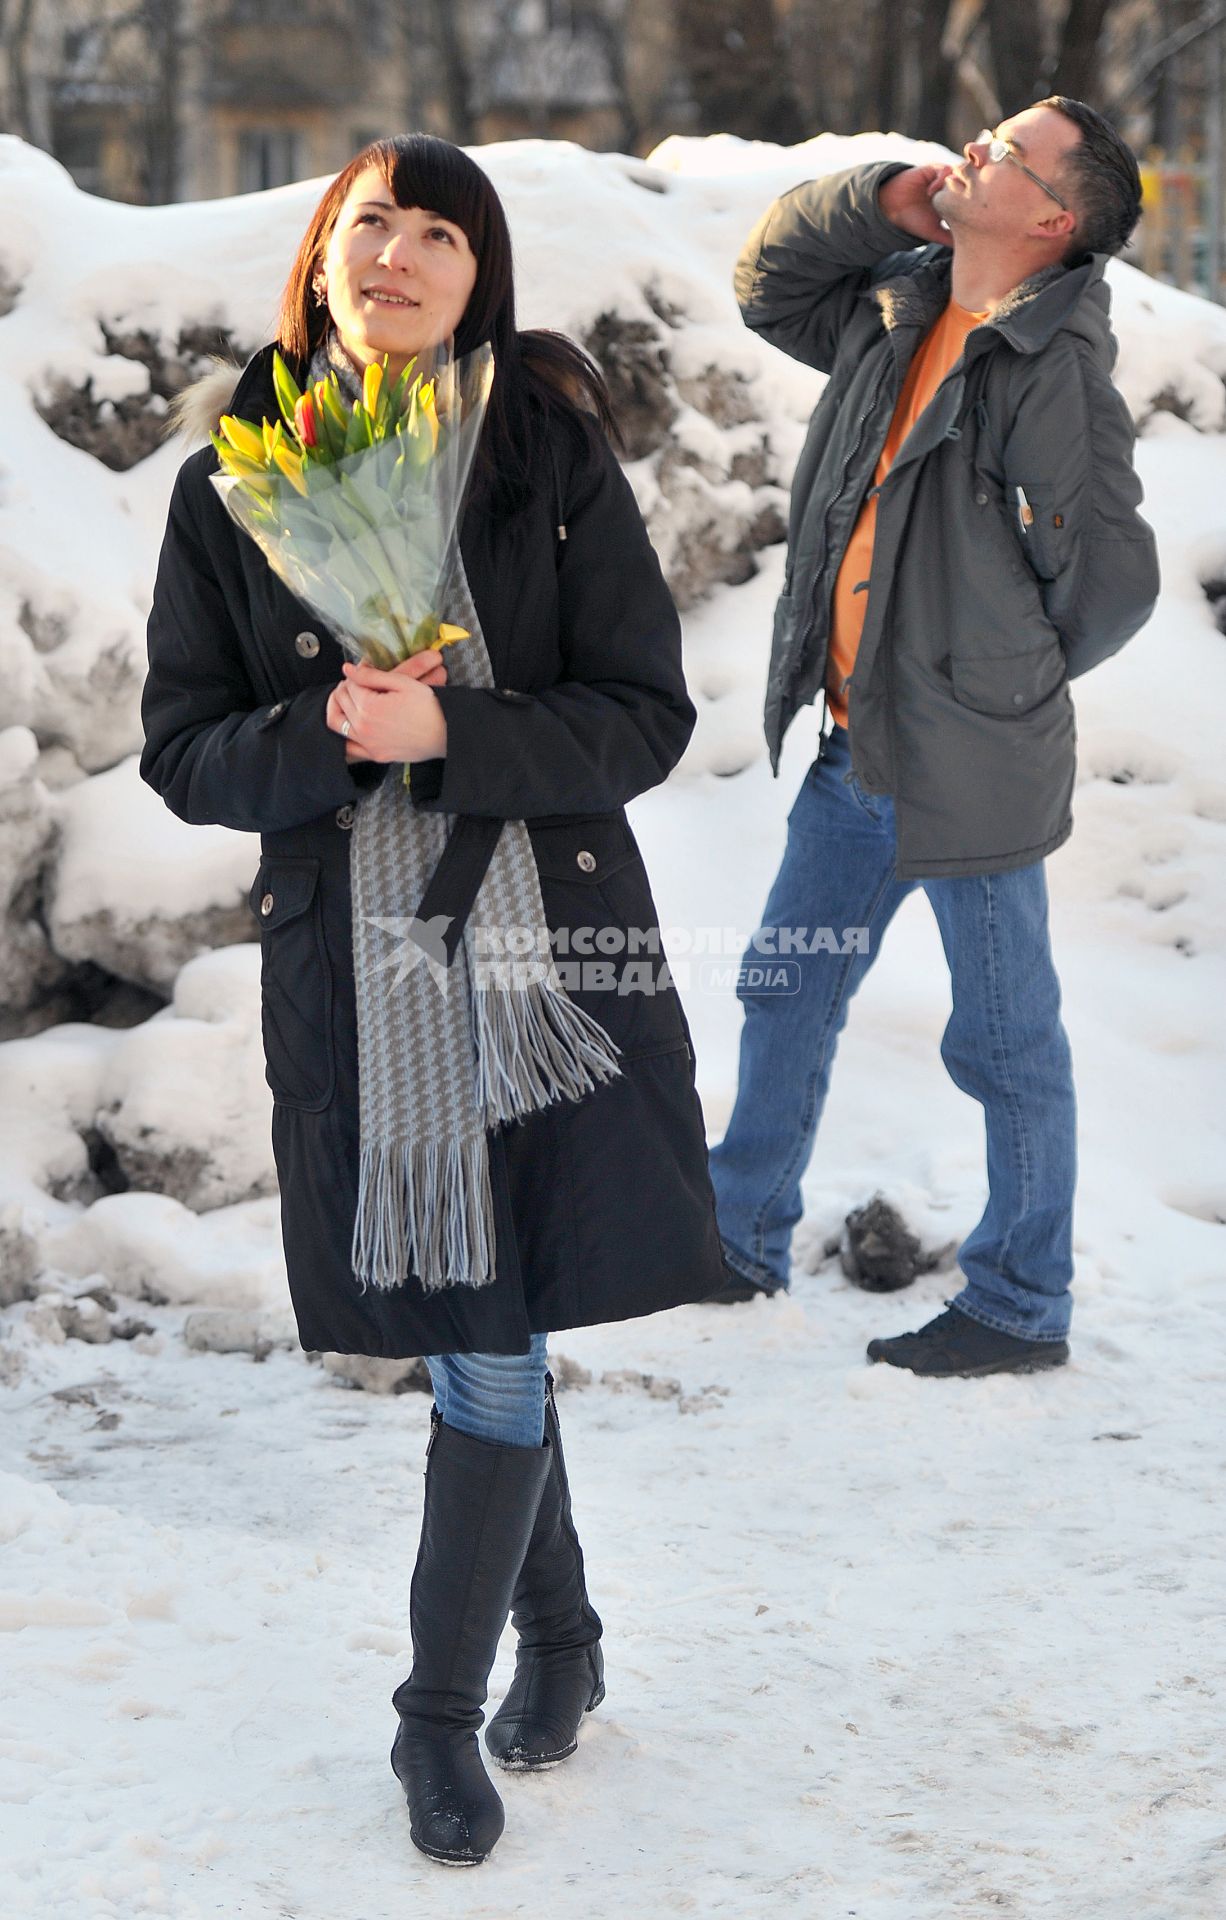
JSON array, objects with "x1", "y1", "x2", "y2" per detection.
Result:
[{"x1": 141, "y1": 134, "x2": 725, "y2": 1867}]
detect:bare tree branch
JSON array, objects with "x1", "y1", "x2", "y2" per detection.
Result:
[
  {"x1": 428, "y1": 0, "x2": 476, "y2": 141},
  {"x1": 671, "y1": 0, "x2": 802, "y2": 141},
  {"x1": 983, "y1": 0, "x2": 1045, "y2": 113},
  {"x1": 911, "y1": 0, "x2": 958, "y2": 142},
  {"x1": 1, "y1": 0, "x2": 40, "y2": 141},
  {"x1": 1051, "y1": 0, "x2": 1117, "y2": 104}
]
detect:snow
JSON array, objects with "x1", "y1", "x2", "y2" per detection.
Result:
[
  {"x1": 50, "y1": 757, "x2": 253, "y2": 927},
  {"x1": 40, "y1": 1189, "x2": 287, "y2": 1308},
  {"x1": 2, "y1": 130, "x2": 1226, "y2": 1918},
  {"x1": 0, "y1": 726, "x2": 39, "y2": 789},
  {"x1": 0, "y1": 1021, "x2": 121, "y2": 1218}
]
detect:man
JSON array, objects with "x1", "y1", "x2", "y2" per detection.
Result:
[{"x1": 708, "y1": 100, "x2": 1159, "y2": 1376}]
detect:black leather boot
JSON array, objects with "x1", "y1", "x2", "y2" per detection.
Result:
[
  {"x1": 484, "y1": 1377, "x2": 606, "y2": 1771},
  {"x1": 391, "y1": 1413, "x2": 551, "y2": 1866}
]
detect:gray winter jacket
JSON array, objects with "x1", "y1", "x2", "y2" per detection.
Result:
[{"x1": 736, "y1": 162, "x2": 1160, "y2": 877}]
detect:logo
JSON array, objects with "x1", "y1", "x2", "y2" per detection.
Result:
[{"x1": 364, "y1": 913, "x2": 453, "y2": 999}]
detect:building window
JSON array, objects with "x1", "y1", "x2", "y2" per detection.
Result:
[
  {"x1": 62, "y1": 25, "x2": 105, "y2": 71},
  {"x1": 237, "y1": 129, "x2": 304, "y2": 193},
  {"x1": 514, "y1": 0, "x2": 575, "y2": 31},
  {"x1": 228, "y1": 0, "x2": 299, "y2": 19}
]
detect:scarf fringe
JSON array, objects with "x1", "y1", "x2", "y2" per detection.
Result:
[
  {"x1": 472, "y1": 972, "x2": 622, "y2": 1128},
  {"x1": 352, "y1": 1133, "x2": 497, "y2": 1294}
]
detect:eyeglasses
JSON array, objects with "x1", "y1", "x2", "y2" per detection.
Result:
[{"x1": 975, "y1": 130, "x2": 1069, "y2": 210}]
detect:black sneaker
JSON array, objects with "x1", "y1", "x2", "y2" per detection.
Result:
[{"x1": 866, "y1": 1304, "x2": 1069, "y2": 1378}]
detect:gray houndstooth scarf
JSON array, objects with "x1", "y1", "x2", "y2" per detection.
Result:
[{"x1": 312, "y1": 339, "x2": 622, "y2": 1294}]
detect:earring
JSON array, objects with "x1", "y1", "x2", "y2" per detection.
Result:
[{"x1": 312, "y1": 279, "x2": 327, "y2": 305}]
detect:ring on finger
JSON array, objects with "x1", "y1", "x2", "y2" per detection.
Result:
[{"x1": 341, "y1": 718, "x2": 351, "y2": 739}]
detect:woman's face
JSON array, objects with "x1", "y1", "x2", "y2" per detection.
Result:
[{"x1": 319, "y1": 166, "x2": 478, "y2": 378}]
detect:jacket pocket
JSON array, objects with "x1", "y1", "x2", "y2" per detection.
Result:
[
  {"x1": 949, "y1": 645, "x2": 1067, "y2": 719},
  {"x1": 1009, "y1": 481, "x2": 1068, "y2": 582},
  {"x1": 248, "y1": 857, "x2": 335, "y2": 1112}
]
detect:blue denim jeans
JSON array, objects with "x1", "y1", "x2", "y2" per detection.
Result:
[
  {"x1": 709, "y1": 726, "x2": 1076, "y2": 1341},
  {"x1": 425, "y1": 1331, "x2": 550, "y2": 1446}
]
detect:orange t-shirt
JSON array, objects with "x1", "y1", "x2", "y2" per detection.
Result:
[{"x1": 825, "y1": 298, "x2": 989, "y2": 729}]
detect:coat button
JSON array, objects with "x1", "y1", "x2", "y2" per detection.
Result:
[
  {"x1": 1012, "y1": 693, "x2": 1025, "y2": 706},
  {"x1": 260, "y1": 892, "x2": 275, "y2": 916},
  {"x1": 295, "y1": 631, "x2": 320, "y2": 658},
  {"x1": 267, "y1": 700, "x2": 287, "y2": 719},
  {"x1": 975, "y1": 492, "x2": 989, "y2": 506},
  {"x1": 335, "y1": 804, "x2": 356, "y2": 830},
  {"x1": 576, "y1": 850, "x2": 596, "y2": 873}
]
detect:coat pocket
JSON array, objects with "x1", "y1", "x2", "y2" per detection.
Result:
[
  {"x1": 949, "y1": 645, "x2": 1067, "y2": 720},
  {"x1": 248, "y1": 857, "x2": 335, "y2": 1112},
  {"x1": 528, "y1": 815, "x2": 638, "y2": 892},
  {"x1": 526, "y1": 816, "x2": 687, "y2": 1059}
]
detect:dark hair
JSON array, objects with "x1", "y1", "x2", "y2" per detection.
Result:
[
  {"x1": 1039, "y1": 96, "x2": 1143, "y2": 258},
  {"x1": 277, "y1": 134, "x2": 618, "y2": 510}
]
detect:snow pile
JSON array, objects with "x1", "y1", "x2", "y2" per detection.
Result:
[
  {"x1": 79, "y1": 945, "x2": 275, "y2": 1211},
  {"x1": 46, "y1": 755, "x2": 254, "y2": 993}
]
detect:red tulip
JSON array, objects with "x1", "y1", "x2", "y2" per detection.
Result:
[{"x1": 294, "y1": 394, "x2": 318, "y2": 448}]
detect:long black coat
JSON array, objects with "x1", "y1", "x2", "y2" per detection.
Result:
[{"x1": 141, "y1": 346, "x2": 725, "y2": 1356}]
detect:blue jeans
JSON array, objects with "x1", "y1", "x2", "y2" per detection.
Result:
[
  {"x1": 425, "y1": 1331, "x2": 549, "y2": 1446},
  {"x1": 709, "y1": 727, "x2": 1076, "y2": 1342}
]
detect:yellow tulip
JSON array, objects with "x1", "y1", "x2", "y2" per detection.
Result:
[
  {"x1": 363, "y1": 359, "x2": 383, "y2": 417},
  {"x1": 418, "y1": 380, "x2": 440, "y2": 450},
  {"x1": 219, "y1": 414, "x2": 267, "y2": 464},
  {"x1": 272, "y1": 444, "x2": 309, "y2": 497},
  {"x1": 211, "y1": 433, "x2": 272, "y2": 485},
  {"x1": 437, "y1": 624, "x2": 469, "y2": 646}
]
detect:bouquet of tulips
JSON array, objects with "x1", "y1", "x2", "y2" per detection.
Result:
[{"x1": 209, "y1": 340, "x2": 494, "y2": 672}]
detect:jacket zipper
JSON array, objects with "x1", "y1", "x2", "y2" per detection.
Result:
[
  {"x1": 818, "y1": 324, "x2": 912, "y2": 630},
  {"x1": 814, "y1": 688, "x2": 831, "y2": 763},
  {"x1": 811, "y1": 346, "x2": 906, "y2": 756}
]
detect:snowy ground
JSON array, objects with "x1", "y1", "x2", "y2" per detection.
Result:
[
  {"x1": 3, "y1": 131, "x2": 1226, "y2": 1919},
  {"x1": 4, "y1": 1258, "x2": 1223, "y2": 1920}
]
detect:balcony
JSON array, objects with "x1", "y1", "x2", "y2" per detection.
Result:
[{"x1": 205, "y1": 13, "x2": 361, "y2": 108}]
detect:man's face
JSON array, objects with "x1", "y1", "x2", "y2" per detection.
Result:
[{"x1": 933, "y1": 106, "x2": 1081, "y2": 249}]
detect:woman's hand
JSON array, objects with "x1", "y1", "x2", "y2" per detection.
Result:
[{"x1": 326, "y1": 651, "x2": 448, "y2": 763}]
